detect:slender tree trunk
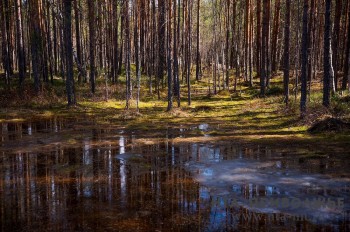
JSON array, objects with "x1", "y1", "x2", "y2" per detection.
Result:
[
  {"x1": 63, "y1": 0, "x2": 76, "y2": 106},
  {"x1": 88, "y1": 0, "x2": 96, "y2": 94},
  {"x1": 0, "y1": 0, "x2": 11, "y2": 87},
  {"x1": 74, "y1": 0, "x2": 82, "y2": 84},
  {"x1": 158, "y1": 0, "x2": 166, "y2": 100},
  {"x1": 15, "y1": 0, "x2": 26, "y2": 89},
  {"x1": 173, "y1": 0, "x2": 180, "y2": 107},
  {"x1": 124, "y1": 0, "x2": 131, "y2": 109},
  {"x1": 323, "y1": 0, "x2": 334, "y2": 107},
  {"x1": 195, "y1": 0, "x2": 200, "y2": 81},
  {"x1": 271, "y1": 0, "x2": 281, "y2": 73},
  {"x1": 52, "y1": 8, "x2": 58, "y2": 75},
  {"x1": 332, "y1": 0, "x2": 342, "y2": 90},
  {"x1": 29, "y1": 0, "x2": 43, "y2": 94},
  {"x1": 283, "y1": 0, "x2": 291, "y2": 105},
  {"x1": 136, "y1": 1, "x2": 141, "y2": 112},
  {"x1": 112, "y1": 0, "x2": 119, "y2": 83},
  {"x1": 187, "y1": 0, "x2": 192, "y2": 105},
  {"x1": 260, "y1": 0, "x2": 269, "y2": 96},
  {"x1": 167, "y1": 0, "x2": 173, "y2": 111},
  {"x1": 344, "y1": 2, "x2": 350, "y2": 90},
  {"x1": 256, "y1": 0, "x2": 261, "y2": 80},
  {"x1": 300, "y1": 0, "x2": 309, "y2": 118}
]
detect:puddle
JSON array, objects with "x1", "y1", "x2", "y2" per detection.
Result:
[{"x1": 0, "y1": 118, "x2": 349, "y2": 231}]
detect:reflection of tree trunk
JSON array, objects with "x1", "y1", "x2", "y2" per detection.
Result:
[{"x1": 67, "y1": 148, "x2": 79, "y2": 220}]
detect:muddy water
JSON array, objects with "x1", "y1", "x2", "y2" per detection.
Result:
[{"x1": 0, "y1": 118, "x2": 349, "y2": 231}]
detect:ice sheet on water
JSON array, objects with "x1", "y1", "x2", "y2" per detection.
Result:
[{"x1": 185, "y1": 158, "x2": 350, "y2": 225}]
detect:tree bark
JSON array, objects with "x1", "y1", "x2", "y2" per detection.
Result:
[
  {"x1": 323, "y1": 0, "x2": 335, "y2": 107},
  {"x1": 300, "y1": 0, "x2": 309, "y2": 117},
  {"x1": 195, "y1": 0, "x2": 201, "y2": 81},
  {"x1": 15, "y1": 0, "x2": 26, "y2": 88},
  {"x1": 88, "y1": 0, "x2": 96, "y2": 94},
  {"x1": 283, "y1": 0, "x2": 291, "y2": 105},
  {"x1": 63, "y1": 0, "x2": 76, "y2": 106}
]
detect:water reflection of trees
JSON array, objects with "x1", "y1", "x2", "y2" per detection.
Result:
[
  {"x1": 0, "y1": 122, "x2": 207, "y2": 231},
  {"x1": 0, "y1": 119, "x2": 348, "y2": 231}
]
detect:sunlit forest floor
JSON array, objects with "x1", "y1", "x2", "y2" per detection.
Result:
[{"x1": 1, "y1": 70, "x2": 350, "y2": 150}]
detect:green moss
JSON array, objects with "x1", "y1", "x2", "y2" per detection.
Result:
[{"x1": 1, "y1": 69, "x2": 349, "y2": 148}]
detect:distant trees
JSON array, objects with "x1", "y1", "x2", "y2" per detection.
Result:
[{"x1": 0, "y1": 0, "x2": 348, "y2": 113}]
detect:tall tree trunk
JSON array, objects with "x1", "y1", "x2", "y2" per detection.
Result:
[
  {"x1": 167, "y1": 0, "x2": 173, "y2": 111},
  {"x1": 112, "y1": 0, "x2": 119, "y2": 83},
  {"x1": 88, "y1": 0, "x2": 96, "y2": 94},
  {"x1": 158, "y1": 0, "x2": 166, "y2": 100},
  {"x1": 195, "y1": 0, "x2": 201, "y2": 82},
  {"x1": 323, "y1": 0, "x2": 335, "y2": 107},
  {"x1": 174, "y1": 0, "x2": 181, "y2": 107},
  {"x1": 332, "y1": 0, "x2": 342, "y2": 90},
  {"x1": 15, "y1": 0, "x2": 26, "y2": 89},
  {"x1": 271, "y1": 0, "x2": 281, "y2": 73},
  {"x1": 135, "y1": 0, "x2": 141, "y2": 111},
  {"x1": 74, "y1": 0, "x2": 82, "y2": 84},
  {"x1": 29, "y1": 0, "x2": 43, "y2": 94},
  {"x1": 283, "y1": 0, "x2": 291, "y2": 105},
  {"x1": 225, "y1": 0, "x2": 230, "y2": 89},
  {"x1": 343, "y1": 2, "x2": 350, "y2": 91},
  {"x1": 300, "y1": 0, "x2": 309, "y2": 118},
  {"x1": 260, "y1": 0, "x2": 269, "y2": 96},
  {"x1": 256, "y1": 0, "x2": 261, "y2": 80},
  {"x1": 63, "y1": 0, "x2": 76, "y2": 106},
  {"x1": 0, "y1": 0, "x2": 12, "y2": 87},
  {"x1": 124, "y1": 0, "x2": 131, "y2": 109},
  {"x1": 187, "y1": 0, "x2": 192, "y2": 106}
]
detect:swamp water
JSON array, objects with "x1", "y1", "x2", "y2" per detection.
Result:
[{"x1": 0, "y1": 118, "x2": 349, "y2": 231}]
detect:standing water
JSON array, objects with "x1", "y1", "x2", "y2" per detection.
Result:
[{"x1": 0, "y1": 118, "x2": 349, "y2": 231}]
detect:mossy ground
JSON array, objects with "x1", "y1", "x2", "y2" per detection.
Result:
[{"x1": 1, "y1": 70, "x2": 349, "y2": 149}]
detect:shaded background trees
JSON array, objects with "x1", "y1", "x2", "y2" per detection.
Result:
[{"x1": 0, "y1": 0, "x2": 349, "y2": 113}]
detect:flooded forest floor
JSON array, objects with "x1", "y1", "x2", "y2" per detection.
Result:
[
  {"x1": 1, "y1": 74, "x2": 350, "y2": 153},
  {"x1": 1, "y1": 74, "x2": 350, "y2": 231}
]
